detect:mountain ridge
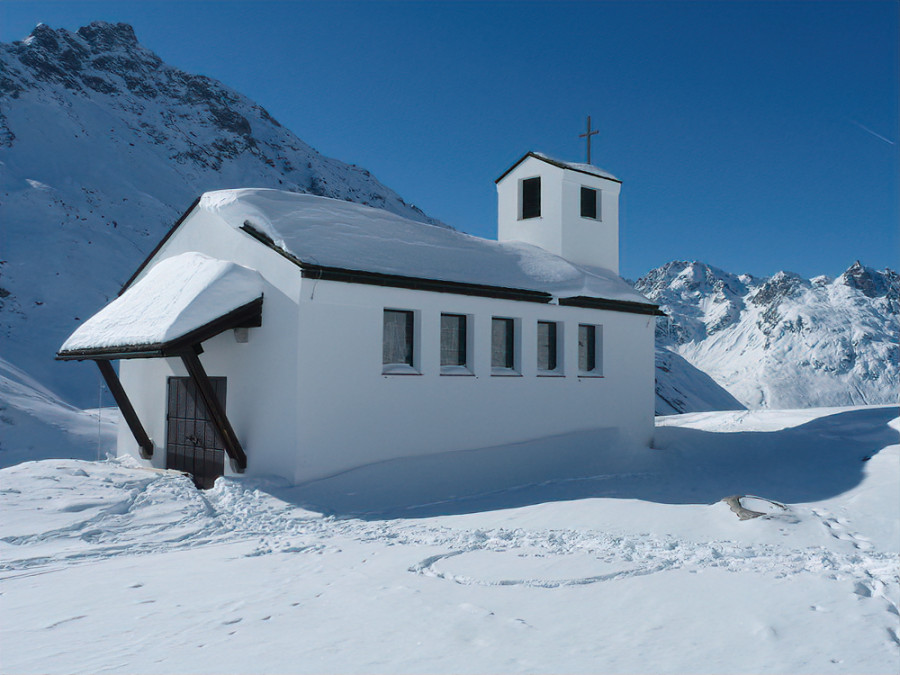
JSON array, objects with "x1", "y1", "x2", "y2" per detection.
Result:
[
  {"x1": 1, "y1": 21, "x2": 894, "y2": 418},
  {"x1": 637, "y1": 260, "x2": 898, "y2": 409},
  {"x1": 0, "y1": 21, "x2": 443, "y2": 403}
]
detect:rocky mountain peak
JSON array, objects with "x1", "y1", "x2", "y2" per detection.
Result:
[
  {"x1": 840, "y1": 261, "x2": 898, "y2": 300},
  {"x1": 75, "y1": 21, "x2": 140, "y2": 50},
  {"x1": 748, "y1": 270, "x2": 806, "y2": 307},
  {"x1": 637, "y1": 259, "x2": 898, "y2": 409},
  {"x1": 636, "y1": 261, "x2": 747, "y2": 299},
  {"x1": 0, "y1": 21, "x2": 444, "y2": 404}
]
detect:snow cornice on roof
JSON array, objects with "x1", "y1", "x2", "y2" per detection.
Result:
[
  {"x1": 59, "y1": 252, "x2": 265, "y2": 359},
  {"x1": 122, "y1": 189, "x2": 661, "y2": 316},
  {"x1": 495, "y1": 151, "x2": 621, "y2": 184}
]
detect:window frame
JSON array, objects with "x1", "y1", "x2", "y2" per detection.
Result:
[
  {"x1": 577, "y1": 323, "x2": 603, "y2": 377},
  {"x1": 440, "y1": 313, "x2": 473, "y2": 376},
  {"x1": 520, "y1": 176, "x2": 542, "y2": 220},
  {"x1": 382, "y1": 308, "x2": 420, "y2": 375},
  {"x1": 536, "y1": 320, "x2": 564, "y2": 376},
  {"x1": 580, "y1": 186, "x2": 600, "y2": 220},
  {"x1": 491, "y1": 316, "x2": 520, "y2": 376}
]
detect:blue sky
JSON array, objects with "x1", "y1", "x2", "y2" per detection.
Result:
[{"x1": 2, "y1": 1, "x2": 897, "y2": 280}]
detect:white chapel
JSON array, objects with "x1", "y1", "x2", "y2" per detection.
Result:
[{"x1": 58, "y1": 151, "x2": 662, "y2": 489}]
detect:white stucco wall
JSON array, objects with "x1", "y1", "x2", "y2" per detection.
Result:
[
  {"x1": 291, "y1": 279, "x2": 656, "y2": 483},
  {"x1": 497, "y1": 155, "x2": 621, "y2": 273}
]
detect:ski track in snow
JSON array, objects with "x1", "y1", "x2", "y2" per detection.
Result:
[{"x1": 3, "y1": 461, "x2": 897, "y2": 633}]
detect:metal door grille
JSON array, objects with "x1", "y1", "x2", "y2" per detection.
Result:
[{"x1": 165, "y1": 376, "x2": 226, "y2": 489}]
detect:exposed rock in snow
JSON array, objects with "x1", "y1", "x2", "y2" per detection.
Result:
[
  {"x1": 0, "y1": 21, "x2": 442, "y2": 404},
  {"x1": 637, "y1": 261, "x2": 899, "y2": 409}
]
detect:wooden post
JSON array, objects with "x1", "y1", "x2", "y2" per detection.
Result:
[
  {"x1": 179, "y1": 347, "x2": 247, "y2": 472},
  {"x1": 95, "y1": 360, "x2": 153, "y2": 459}
]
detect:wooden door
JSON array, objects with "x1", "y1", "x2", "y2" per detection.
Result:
[{"x1": 165, "y1": 376, "x2": 227, "y2": 489}]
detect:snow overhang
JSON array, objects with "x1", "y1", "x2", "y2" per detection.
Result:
[{"x1": 57, "y1": 252, "x2": 265, "y2": 361}]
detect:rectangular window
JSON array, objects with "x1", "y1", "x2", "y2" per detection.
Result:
[
  {"x1": 440, "y1": 313, "x2": 467, "y2": 368},
  {"x1": 521, "y1": 177, "x2": 541, "y2": 219},
  {"x1": 383, "y1": 309, "x2": 414, "y2": 367},
  {"x1": 578, "y1": 324, "x2": 602, "y2": 375},
  {"x1": 581, "y1": 187, "x2": 598, "y2": 219},
  {"x1": 537, "y1": 321, "x2": 558, "y2": 371},
  {"x1": 491, "y1": 317, "x2": 515, "y2": 370}
]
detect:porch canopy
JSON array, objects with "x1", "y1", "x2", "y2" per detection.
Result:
[
  {"x1": 58, "y1": 251, "x2": 265, "y2": 360},
  {"x1": 57, "y1": 252, "x2": 265, "y2": 470}
]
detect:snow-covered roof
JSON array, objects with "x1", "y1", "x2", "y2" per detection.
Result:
[
  {"x1": 198, "y1": 189, "x2": 651, "y2": 307},
  {"x1": 59, "y1": 252, "x2": 265, "y2": 356},
  {"x1": 530, "y1": 152, "x2": 619, "y2": 182},
  {"x1": 495, "y1": 151, "x2": 620, "y2": 183}
]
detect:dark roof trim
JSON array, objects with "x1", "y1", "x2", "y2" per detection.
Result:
[
  {"x1": 239, "y1": 223, "x2": 553, "y2": 303},
  {"x1": 56, "y1": 296, "x2": 263, "y2": 361},
  {"x1": 301, "y1": 264, "x2": 555, "y2": 303},
  {"x1": 118, "y1": 196, "x2": 202, "y2": 296},
  {"x1": 495, "y1": 152, "x2": 623, "y2": 185},
  {"x1": 558, "y1": 296, "x2": 666, "y2": 316},
  {"x1": 240, "y1": 223, "x2": 661, "y2": 314}
]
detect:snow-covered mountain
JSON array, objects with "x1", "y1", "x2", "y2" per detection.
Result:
[
  {"x1": 0, "y1": 21, "x2": 442, "y2": 405},
  {"x1": 2, "y1": 21, "x2": 892, "y2": 420},
  {"x1": 638, "y1": 261, "x2": 899, "y2": 409}
]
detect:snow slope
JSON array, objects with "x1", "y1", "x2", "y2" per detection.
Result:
[
  {"x1": 654, "y1": 345, "x2": 745, "y2": 415},
  {"x1": 637, "y1": 261, "x2": 899, "y2": 409},
  {"x1": 0, "y1": 22, "x2": 443, "y2": 405},
  {"x1": 1, "y1": 406, "x2": 897, "y2": 673},
  {"x1": 0, "y1": 356, "x2": 118, "y2": 468}
]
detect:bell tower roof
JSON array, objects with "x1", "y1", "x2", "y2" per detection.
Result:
[{"x1": 495, "y1": 151, "x2": 620, "y2": 185}]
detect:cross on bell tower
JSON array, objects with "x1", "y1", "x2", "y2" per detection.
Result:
[{"x1": 579, "y1": 116, "x2": 599, "y2": 164}]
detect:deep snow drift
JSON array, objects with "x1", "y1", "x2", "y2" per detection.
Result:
[{"x1": 1, "y1": 406, "x2": 897, "y2": 674}]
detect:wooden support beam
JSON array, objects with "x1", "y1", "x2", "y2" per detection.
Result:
[
  {"x1": 179, "y1": 348, "x2": 247, "y2": 472},
  {"x1": 96, "y1": 360, "x2": 153, "y2": 459}
]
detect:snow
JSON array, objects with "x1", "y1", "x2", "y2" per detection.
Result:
[
  {"x1": 654, "y1": 345, "x2": 745, "y2": 414},
  {"x1": 59, "y1": 252, "x2": 265, "y2": 353},
  {"x1": 200, "y1": 189, "x2": 651, "y2": 304},
  {"x1": 1, "y1": 406, "x2": 897, "y2": 673},
  {"x1": 530, "y1": 152, "x2": 619, "y2": 181},
  {"x1": 0, "y1": 356, "x2": 118, "y2": 468}
]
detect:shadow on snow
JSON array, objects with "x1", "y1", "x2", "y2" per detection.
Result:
[{"x1": 260, "y1": 407, "x2": 898, "y2": 520}]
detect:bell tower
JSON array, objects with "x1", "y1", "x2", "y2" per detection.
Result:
[{"x1": 495, "y1": 151, "x2": 621, "y2": 274}]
